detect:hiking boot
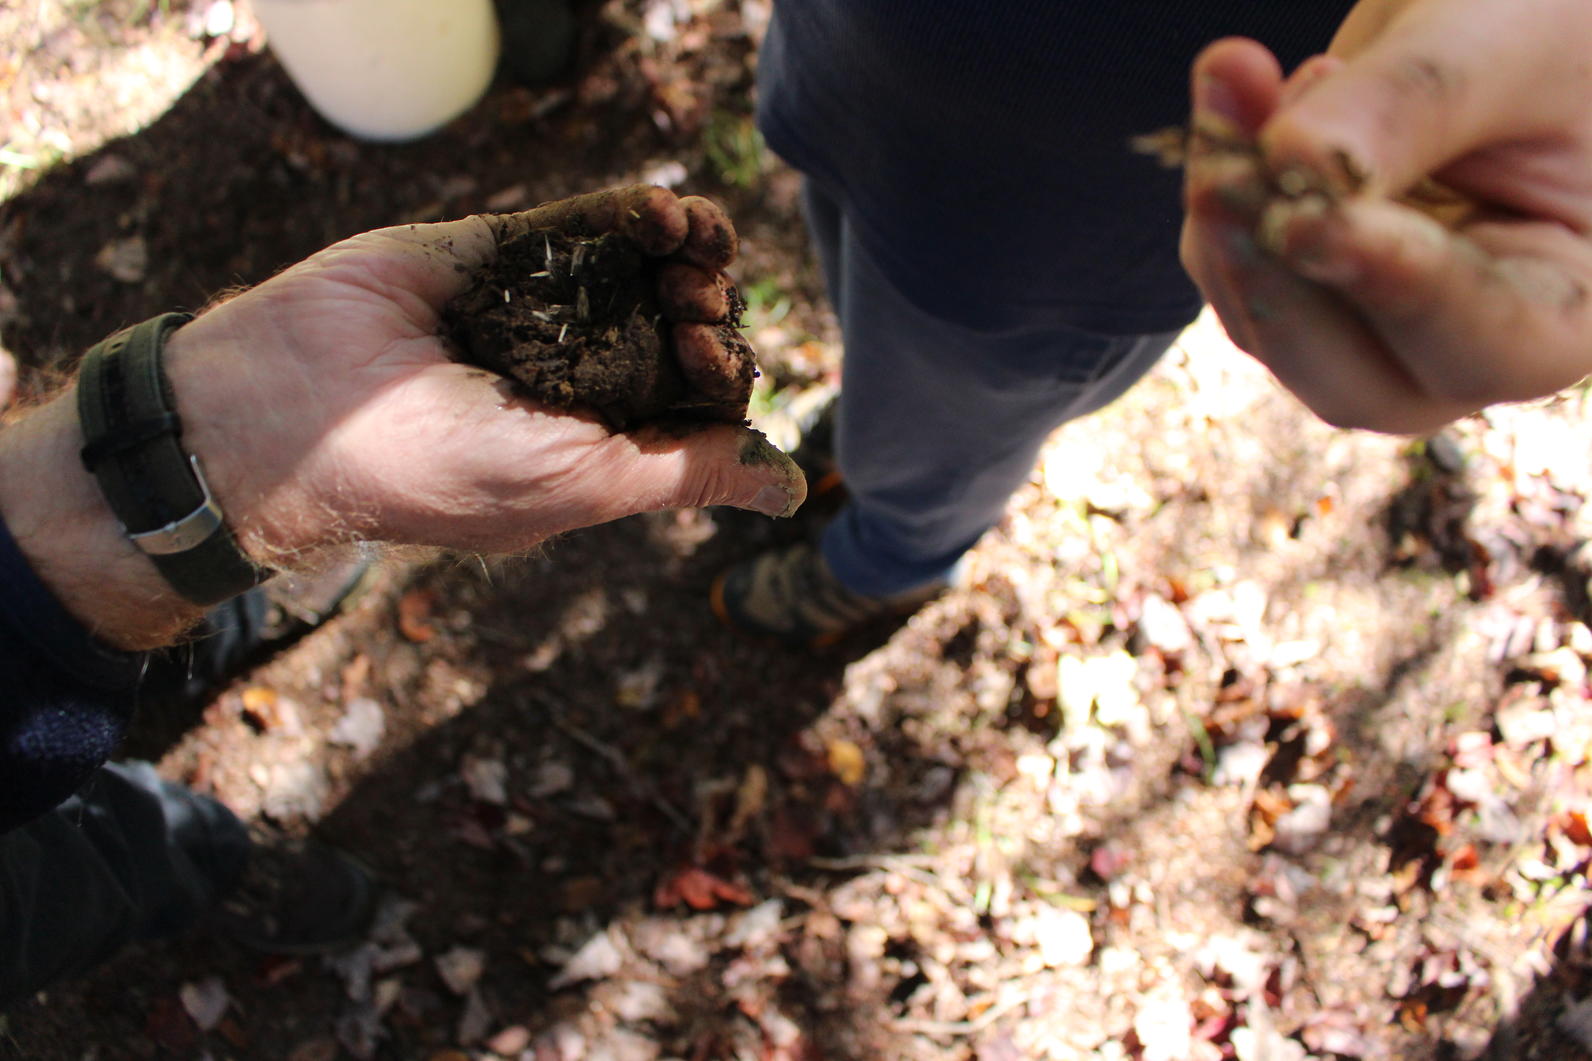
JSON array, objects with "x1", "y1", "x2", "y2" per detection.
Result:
[
  {"x1": 710, "y1": 541, "x2": 948, "y2": 646},
  {"x1": 211, "y1": 833, "x2": 378, "y2": 956},
  {"x1": 754, "y1": 384, "x2": 843, "y2": 504},
  {"x1": 127, "y1": 555, "x2": 379, "y2": 760},
  {"x1": 259, "y1": 551, "x2": 381, "y2": 641}
]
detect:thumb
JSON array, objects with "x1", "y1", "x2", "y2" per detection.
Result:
[
  {"x1": 1258, "y1": 0, "x2": 1579, "y2": 198},
  {"x1": 596, "y1": 424, "x2": 807, "y2": 522}
]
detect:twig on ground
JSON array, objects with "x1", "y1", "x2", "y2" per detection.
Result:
[
  {"x1": 889, "y1": 993, "x2": 1029, "y2": 1040},
  {"x1": 530, "y1": 694, "x2": 693, "y2": 834}
]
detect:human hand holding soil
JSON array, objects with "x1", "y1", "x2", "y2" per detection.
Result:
[
  {"x1": 1180, "y1": 0, "x2": 1592, "y2": 434},
  {"x1": 444, "y1": 186, "x2": 757, "y2": 429},
  {"x1": 163, "y1": 184, "x2": 804, "y2": 567},
  {"x1": 0, "y1": 186, "x2": 802, "y2": 649}
]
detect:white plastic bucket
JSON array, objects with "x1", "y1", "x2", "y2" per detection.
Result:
[{"x1": 252, "y1": 0, "x2": 501, "y2": 142}]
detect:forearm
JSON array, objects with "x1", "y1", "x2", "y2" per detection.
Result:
[
  {"x1": 0, "y1": 389, "x2": 206, "y2": 650},
  {"x1": 0, "y1": 192, "x2": 800, "y2": 652},
  {"x1": 0, "y1": 307, "x2": 354, "y2": 651}
]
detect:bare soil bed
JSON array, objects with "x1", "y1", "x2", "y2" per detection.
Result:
[{"x1": 2, "y1": 3, "x2": 1592, "y2": 1060}]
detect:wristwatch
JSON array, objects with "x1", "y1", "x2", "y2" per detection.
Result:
[{"x1": 76, "y1": 313, "x2": 270, "y2": 606}]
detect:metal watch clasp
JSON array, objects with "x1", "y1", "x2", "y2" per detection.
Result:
[{"x1": 126, "y1": 455, "x2": 226, "y2": 556}]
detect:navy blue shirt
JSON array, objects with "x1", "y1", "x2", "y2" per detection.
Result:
[
  {"x1": 758, "y1": 1, "x2": 1356, "y2": 335},
  {"x1": 0, "y1": 517, "x2": 141, "y2": 833}
]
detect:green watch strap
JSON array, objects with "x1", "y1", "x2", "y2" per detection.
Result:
[{"x1": 76, "y1": 313, "x2": 270, "y2": 606}]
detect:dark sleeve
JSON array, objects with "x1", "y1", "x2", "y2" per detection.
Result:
[{"x1": 0, "y1": 517, "x2": 143, "y2": 833}]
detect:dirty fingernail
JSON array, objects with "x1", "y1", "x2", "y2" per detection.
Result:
[
  {"x1": 751, "y1": 485, "x2": 795, "y2": 518},
  {"x1": 737, "y1": 432, "x2": 807, "y2": 516}
]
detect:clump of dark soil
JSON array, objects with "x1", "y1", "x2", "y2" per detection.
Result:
[{"x1": 445, "y1": 227, "x2": 728, "y2": 430}]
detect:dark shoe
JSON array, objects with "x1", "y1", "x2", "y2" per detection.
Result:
[
  {"x1": 710, "y1": 541, "x2": 948, "y2": 646},
  {"x1": 145, "y1": 554, "x2": 377, "y2": 707},
  {"x1": 212, "y1": 834, "x2": 377, "y2": 956},
  {"x1": 258, "y1": 552, "x2": 381, "y2": 641},
  {"x1": 754, "y1": 384, "x2": 844, "y2": 504},
  {"x1": 127, "y1": 556, "x2": 377, "y2": 759}
]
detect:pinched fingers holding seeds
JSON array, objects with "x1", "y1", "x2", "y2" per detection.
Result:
[
  {"x1": 1180, "y1": 40, "x2": 1474, "y2": 434},
  {"x1": 1182, "y1": 16, "x2": 1592, "y2": 435}
]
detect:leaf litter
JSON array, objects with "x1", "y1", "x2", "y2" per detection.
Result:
[{"x1": 6, "y1": 2, "x2": 1592, "y2": 1059}]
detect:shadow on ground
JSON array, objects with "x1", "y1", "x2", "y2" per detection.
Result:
[{"x1": 1, "y1": 13, "x2": 1588, "y2": 1060}]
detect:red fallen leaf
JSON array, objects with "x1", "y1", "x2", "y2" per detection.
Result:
[
  {"x1": 1562, "y1": 810, "x2": 1592, "y2": 848},
  {"x1": 397, "y1": 588, "x2": 438, "y2": 642},
  {"x1": 1465, "y1": 538, "x2": 1496, "y2": 600},
  {"x1": 254, "y1": 954, "x2": 303, "y2": 988},
  {"x1": 1448, "y1": 842, "x2": 1482, "y2": 882},
  {"x1": 1192, "y1": 1014, "x2": 1235, "y2": 1044},
  {"x1": 1089, "y1": 844, "x2": 1130, "y2": 881},
  {"x1": 661, "y1": 689, "x2": 702, "y2": 729},
  {"x1": 217, "y1": 1015, "x2": 249, "y2": 1049},
  {"x1": 654, "y1": 869, "x2": 683, "y2": 908},
  {"x1": 1416, "y1": 784, "x2": 1457, "y2": 836},
  {"x1": 1397, "y1": 998, "x2": 1430, "y2": 1033},
  {"x1": 144, "y1": 994, "x2": 198, "y2": 1054},
  {"x1": 655, "y1": 865, "x2": 754, "y2": 910}
]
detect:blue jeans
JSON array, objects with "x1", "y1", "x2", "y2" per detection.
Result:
[
  {"x1": 804, "y1": 182, "x2": 1183, "y2": 597},
  {"x1": 0, "y1": 762, "x2": 248, "y2": 1008},
  {"x1": 0, "y1": 593, "x2": 265, "y2": 1008}
]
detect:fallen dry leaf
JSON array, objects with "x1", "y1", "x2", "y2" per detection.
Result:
[
  {"x1": 328, "y1": 697, "x2": 385, "y2": 760},
  {"x1": 341, "y1": 653, "x2": 372, "y2": 700},
  {"x1": 459, "y1": 755, "x2": 508, "y2": 805},
  {"x1": 1448, "y1": 843, "x2": 1483, "y2": 884},
  {"x1": 728, "y1": 763, "x2": 768, "y2": 839},
  {"x1": 178, "y1": 976, "x2": 230, "y2": 1032},
  {"x1": 397, "y1": 587, "x2": 438, "y2": 642},
  {"x1": 655, "y1": 864, "x2": 754, "y2": 911},
  {"x1": 549, "y1": 928, "x2": 625, "y2": 989},
  {"x1": 95, "y1": 235, "x2": 147, "y2": 283},
  {"x1": 486, "y1": 1025, "x2": 532, "y2": 1056},
  {"x1": 434, "y1": 947, "x2": 486, "y2": 996},
  {"x1": 240, "y1": 686, "x2": 301, "y2": 733},
  {"x1": 826, "y1": 738, "x2": 866, "y2": 787}
]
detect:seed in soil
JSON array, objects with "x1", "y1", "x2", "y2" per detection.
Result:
[{"x1": 444, "y1": 227, "x2": 753, "y2": 430}]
